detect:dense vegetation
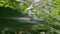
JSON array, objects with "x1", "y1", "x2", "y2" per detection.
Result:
[{"x1": 0, "y1": 0, "x2": 60, "y2": 34}]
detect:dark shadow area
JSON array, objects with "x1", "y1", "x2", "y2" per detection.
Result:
[
  {"x1": 0, "y1": 7, "x2": 27, "y2": 17},
  {"x1": 0, "y1": 7, "x2": 36, "y2": 34}
]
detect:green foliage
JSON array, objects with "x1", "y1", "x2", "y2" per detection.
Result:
[
  {"x1": 0, "y1": 0, "x2": 60, "y2": 34},
  {"x1": 29, "y1": 0, "x2": 60, "y2": 34},
  {"x1": 0, "y1": 0, "x2": 32, "y2": 13}
]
